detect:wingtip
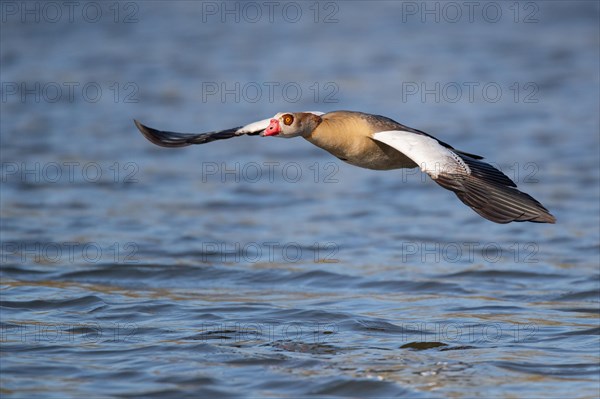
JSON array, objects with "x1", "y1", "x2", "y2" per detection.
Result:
[
  {"x1": 133, "y1": 119, "x2": 179, "y2": 147},
  {"x1": 133, "y1": 119, "x2": 148, "y2": 134},
  {"x1": 533, "y1": 212, "x2": 556, "y2": 224},
  {"x1": 133, "y1": 119, "x2": 154, "y2": 142}
]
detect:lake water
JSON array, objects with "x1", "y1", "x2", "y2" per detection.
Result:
[{"x1": 1, "y1": 1, "x2": 599, "y2": 398}]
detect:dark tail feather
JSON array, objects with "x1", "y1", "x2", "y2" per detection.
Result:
[
  {"x1": 435, "y1": 156, "x2": 556, "y2": 224},
  {"x1": 134, "y1": 120, "x2": 242, "y2": 148}
]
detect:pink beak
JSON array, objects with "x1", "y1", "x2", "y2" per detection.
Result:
[{"x1": 263, "y1": 119, "x2": 281, "y2": 136}]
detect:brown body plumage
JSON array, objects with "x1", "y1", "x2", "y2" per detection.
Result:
[{"x1": 306, "y1": 111, "x2": 418, "y2": 170}]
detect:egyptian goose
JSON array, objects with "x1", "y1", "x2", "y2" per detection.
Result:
[{"x1": 134, "y1": 111, "x2": 556, "y2": 224}]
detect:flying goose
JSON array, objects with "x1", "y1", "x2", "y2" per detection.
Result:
[{"x1": 134, "y1": 111, "x2": 556, "y2": 224}]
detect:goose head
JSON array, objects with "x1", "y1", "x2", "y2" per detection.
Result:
[{"x1": 263, "y1": 112, "x2": 323, "y2": 138}]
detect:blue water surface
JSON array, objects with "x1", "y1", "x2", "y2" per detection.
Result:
[{"x1": 1, "y1": 1, "x2": 599, "y2": 398}]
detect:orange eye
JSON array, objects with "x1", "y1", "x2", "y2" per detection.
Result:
[{"x1": 283, "y1": 114, "x2": 294, "y2": 126}]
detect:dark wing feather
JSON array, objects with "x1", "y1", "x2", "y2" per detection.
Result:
[
  {"x1": 134, "y1": 120, "x2": 243, "y2": 148},
  {"x1": 435, "y1": 154, "x2": 556, "y2": 223}
]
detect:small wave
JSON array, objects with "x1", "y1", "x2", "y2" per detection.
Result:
[
  {"x1": 494, "y1": 361, "x2": 600, "y2": 377},
  {"x1": 0, "y1": 295, "x2": 105, "y2": 311}
]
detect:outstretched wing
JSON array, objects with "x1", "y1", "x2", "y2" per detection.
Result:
[
  {"x1": 134, "y1": 118, "x2": 271, "y2": 148},
  {"x1": 372, "y1": 130, "x2": 556, "y2": 224}
]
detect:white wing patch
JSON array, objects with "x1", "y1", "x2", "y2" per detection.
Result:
[
  {"x1": 236, "y1": 118, "x2": 271, "y2": 134},
  {"x1": 372, "y1": 130, "x2": 470, "y2": 179}
]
